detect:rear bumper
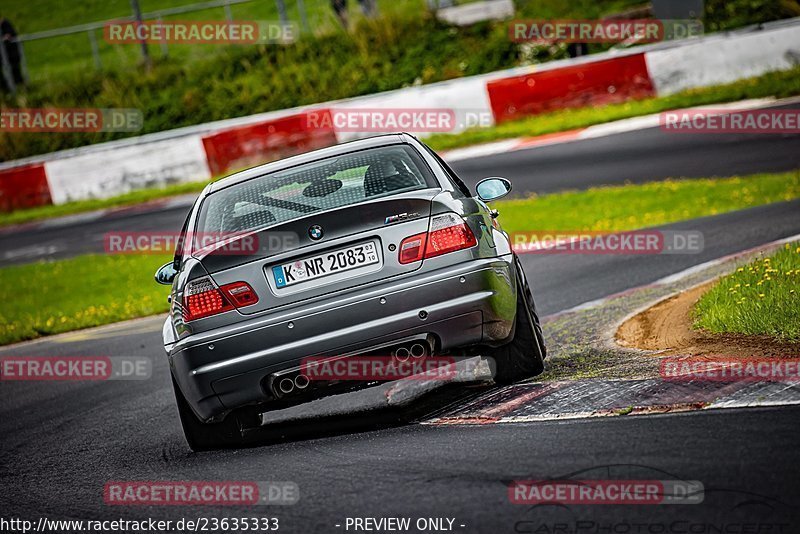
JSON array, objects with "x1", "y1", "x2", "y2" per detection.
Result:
[{"x1": 169, "y1": 254, "x2": 517, "y2": 421}]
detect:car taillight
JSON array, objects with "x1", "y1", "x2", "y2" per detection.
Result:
[
  {"x1": 399, "y1": 233, "x2": 427, "y2": 264},
  {"x1": 182, "y1": 278, "x2": 258, "y2": 321},
  {"x1": 398, "y1": 213, "x2": 477, "y2": 264},
  {"x1": 221, "y1": 281, "x2": 259, "y2": 307},
  {"x1": 425, "y1": 213, "x2": 478, "y2": 258}
]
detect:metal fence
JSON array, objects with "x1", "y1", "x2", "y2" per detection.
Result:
[
  {"x1": 1, "y1": 0, "x2": 311, "y2": 93},
  {"x1": 0, "y1": 0, "x2": 491, "y2": 93}
]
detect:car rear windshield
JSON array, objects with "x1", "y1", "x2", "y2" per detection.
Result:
[{"x1": 196, "y1": 144, "x2": 437, "y2": 234}]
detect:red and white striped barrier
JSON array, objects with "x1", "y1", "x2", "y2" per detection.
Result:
[
  {"x1": 201, "y1": 110, "x2": 338, "y2": 176},
  {"x1": 486, "y1": 53, "x2": 655, "y2": 123},
  {"x1": 1, "y1": 18, "x2": 798, "y2": 211},
  {"x1": 0, "y1": 163, "x2": 50, "y2": 211}
]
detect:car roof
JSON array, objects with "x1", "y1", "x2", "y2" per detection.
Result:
[{"x1": 206, "y1": 133, "x2": 413, "y2": 195}]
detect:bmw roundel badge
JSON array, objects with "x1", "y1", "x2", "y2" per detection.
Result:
[{"x1": 308, "y1": 225, "x2": 324, "y2": 240}]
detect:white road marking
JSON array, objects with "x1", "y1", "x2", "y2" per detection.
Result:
[
  {"x1": 442, "y1": 96, "x2": 791, "y2": 163},
  {"x1": 2, "y1": 244, "x2": 62, "y2": 260}
]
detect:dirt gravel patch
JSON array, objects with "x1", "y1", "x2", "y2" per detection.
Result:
[{"x1": 616, "y1": 280, "x2": 800, "y2": 358}]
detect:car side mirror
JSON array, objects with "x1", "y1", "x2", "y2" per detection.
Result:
[
  {"x1": 155, "y1": 262, "x2": 178, "y2": 285},
  {"x1": 475, "y1": 177, "x2": 512, "y2": 202}
]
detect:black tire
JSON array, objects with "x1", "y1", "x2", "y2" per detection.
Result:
[
  {"x1": 171, "y1": 376, "x2": 244, "y2": 451},
  {"x1": 515, "y1": 255, "x2": 547, "y2": 360},
  {"x1": 489, "y1": 257, "x2": 546, "y2": 384}
]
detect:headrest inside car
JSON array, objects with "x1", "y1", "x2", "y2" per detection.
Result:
[{"x1": 303, "y1": 179, "x2": 343, "y2": 197}]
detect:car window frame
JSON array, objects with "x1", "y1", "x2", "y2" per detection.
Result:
[
  {"x1": 193, "y1": 144, "x2": 438, "y2": 237},
  {"x1": 422, "y1": 145, "x2": 472, "y2": 198},
  {"x1": 173, "y1": 200, "x2": 198, "y2": 270}
]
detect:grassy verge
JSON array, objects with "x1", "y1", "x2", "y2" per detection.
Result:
[
  {"x1": 494, "y1": 169, "x2": 800, "y2": 233},
  {"x1": 0, "y1": 180, "x2": 208, "y2": 228},
  {"x1": 694, "y1": 243, "x2": 800, "y2": 341},
  {"x1": 1, "y1": 169, "x2": 798, "y2": 346},
  {"x1": 10, "y1": 0, "x2": 782, "y2": 82},
  {"x1": 0, "y1": 254, "x2": 172, "y2": 346},
  {"x1": 426, "y1": 67, "x2": 800, "y2": 151},
  {"x1": 8, "y1": 0, "x2": 433, "y2": 78}
]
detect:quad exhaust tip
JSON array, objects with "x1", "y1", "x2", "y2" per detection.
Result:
[
  {"x1": 278, "y1": 377, "x2": 295, "y2": 394},
  {"x1": 394, "y1": 347, "x2": 410, "y2": 362},
  {"x1": 410, "y1": 343, "x2": 426, "y2": 359},
  {"x1": 294, "y1": 374, "x2": 310, "y2": 389},
  {"x1": 393, "y1": 341, "x2": 430, "y2": 363},
  {"x1": 271, "y1": 337, "x2": 435, "y2": 397}
]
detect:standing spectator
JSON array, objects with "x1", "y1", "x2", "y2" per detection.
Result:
[
  {"x1": 0, "y1": 15, "x2": 24, "y2": 91},
  {"x1": 331, "y1": 0, "x2": 349, "y2": 29}
]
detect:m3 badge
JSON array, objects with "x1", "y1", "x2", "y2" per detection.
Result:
[{"x1": 384, "y1": 212, "x2": 420, "y2": 224}]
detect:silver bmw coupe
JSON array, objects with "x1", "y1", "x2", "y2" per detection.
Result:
[{"x1": 155, "y1": 133, "x2": 545, "y2": 450}]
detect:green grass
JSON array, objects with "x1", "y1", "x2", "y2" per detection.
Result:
[
  {"x1": 694, "y1": 243, "x2": 800, "y2": 341},
  {"x1": 0, "y1": 254, "x2": 172, "y2": 346},
  {"x1": 6, "y1": 0, "x2": 434, "y2": 79},
  {"x1": 2, "y1": 0, "x2": 650, "y2": 79},
  {"x1": 0, "y1": 180, "x2": 209, "y2": 227},
  {"x1": 426, "y1": 67, "x2": 800, "y2": 151},
  {"x1": 6, "y1": 0, "x2": 792, "y2": 78},
  {"x1": 1, "y1": 168, "x2": 798, "y2": 346},
  {"x1": 493, "y1": 170, "x2": 800, "y2": 234}
]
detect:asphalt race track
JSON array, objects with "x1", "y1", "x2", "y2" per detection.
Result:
[
  {"x1": 2, "y1": 118, "x2": 800, "y2": 532},
  {"x1": 451, "y1": 101, "x2": 800, "y2": 196}
]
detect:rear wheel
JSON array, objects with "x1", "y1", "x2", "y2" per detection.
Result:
[
  {"x1": 489, "y1": 257, "x2": 546, "y2": 384},
  {"x1": 516, "y1": 256, "x2": 547, "y2": 360},
  {"x1": 171, "y1": 376, "x2": 245, "y2": 451}
]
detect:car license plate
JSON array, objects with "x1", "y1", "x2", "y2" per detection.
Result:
[{"x1": 272, "y1": 241, "x2": 380, "y2": 288}]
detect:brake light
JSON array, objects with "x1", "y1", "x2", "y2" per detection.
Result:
[
  {"x1": 221, "y1": 281, "x2": 259, "y2": 307},
  {"x1": 399, "y1": 233, "x2": 427, "y2": 264},
  {"x1": 182, "y1": 278, "x2": 258, "y2": 321},
  {"x1": 425, "y1": 213, "x2": 477, "y2": 258},
  {"x1": 398, "y1": 214, "x2": 477, "y2": 264}
]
